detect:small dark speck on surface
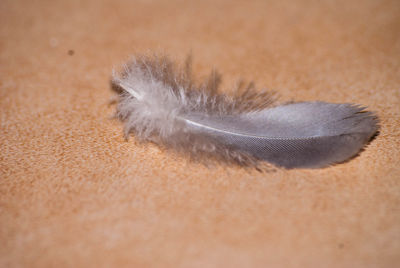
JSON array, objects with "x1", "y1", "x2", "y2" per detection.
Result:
[
  {"x1": 339, "y1": 243, "x2": 344, "y2": 249},
  {"x1": 68, "y1": 49, "x2": 75, "y2": 56}
]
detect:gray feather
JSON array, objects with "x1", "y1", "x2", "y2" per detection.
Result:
[{"x1": 112, "y1": 54, "x2": 379, "y2": 169}]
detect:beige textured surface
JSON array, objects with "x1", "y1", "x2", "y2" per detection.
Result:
[{"x1": 1, "y1": 0, "x2": 400, "y2": 267}]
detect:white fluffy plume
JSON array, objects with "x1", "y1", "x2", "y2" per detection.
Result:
[{"x1": 111, "y1": 54, "x2": 379, "y2": 169}]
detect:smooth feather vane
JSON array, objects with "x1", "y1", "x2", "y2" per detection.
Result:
[{"x1": 111, "y1": 54, "x2": 378, "y2": 169}]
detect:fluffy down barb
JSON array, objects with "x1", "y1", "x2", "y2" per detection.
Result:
[{"x1": 111, "y1": 54, "x2": 379, "y2": 169}]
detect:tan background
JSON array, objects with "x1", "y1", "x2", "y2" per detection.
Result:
[{"x1": 1, "y1": 0, "x2": 400, "y2": 267}]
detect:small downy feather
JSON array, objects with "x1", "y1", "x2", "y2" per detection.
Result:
[{"x1": 111, "y1": 54, "x2": 379, "y2": 169}]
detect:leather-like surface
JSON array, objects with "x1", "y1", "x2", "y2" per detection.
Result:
[{"x1": 1, "y1": 0, "x2": 399, "y2": 267}]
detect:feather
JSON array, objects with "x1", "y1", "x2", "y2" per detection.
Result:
[{"x1": 111, "y1": 54, "x2": 379, "y2": 169}]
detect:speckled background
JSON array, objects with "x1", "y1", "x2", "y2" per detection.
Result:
[{"x1": 1, "y1": 0, "x2": 399, "y2": 267}]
